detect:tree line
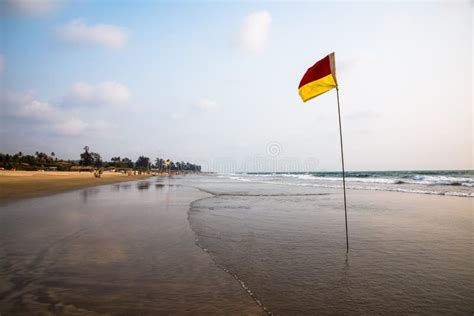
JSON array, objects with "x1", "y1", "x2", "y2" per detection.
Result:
[{"x1": 0, "y1": 146, "x2": 201, "y2": 173}]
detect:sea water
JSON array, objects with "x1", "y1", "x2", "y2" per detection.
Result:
[
  {"x1": 1, "y1": 174, "x2": 472, "y2": 314},
  {"x1": 183, "y1": 173, "x2": 473, "y2": 314},
  {"x1": 218, "y1": 170, "x2": 474, "y2": 197}
]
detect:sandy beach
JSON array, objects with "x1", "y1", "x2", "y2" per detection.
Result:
[
  {"x1": 0, "y1": 177, "x2": 263, "y2": 315},
  {"x1": 186, "y1": 175, "x2": 473, "y2": 314},
  {"x1": 2, "y1": 0, "x2": 471, "y2": 314},
  {"x1": 0, "y1": 174, "x2": 472, "y2": 314},
  {"x1": 0, "y1": 171, "x2": 152, "y2": 204}
]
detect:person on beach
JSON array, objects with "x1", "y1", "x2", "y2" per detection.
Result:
[{"x1": 94, "y1": 168, "x2": 103, "y2": 178}]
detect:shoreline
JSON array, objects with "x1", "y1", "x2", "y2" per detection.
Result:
[
  {"x1": 186, "y1": 178, "x2": 473, "y2": 314},
  {"x1": 1, "y1": 174, "x2": 471, "y2": 314},
  {"x1": 0, "y1": 170, "x2": 153, "y2": 204},
  {"x1": 0, "y1": 176, "x2": 264, "y2": 314},
  {"x1": 188, "y1": 194, "x2": 272, "y2": 315}
]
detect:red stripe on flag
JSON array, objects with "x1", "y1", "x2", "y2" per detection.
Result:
[{"x1": 298, "y1": 55, "x2": 332, "y2": 89}]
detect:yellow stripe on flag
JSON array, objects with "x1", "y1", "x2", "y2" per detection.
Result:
[{"x1": 298, "y1": 73, "x2": 337, "y2": 102}]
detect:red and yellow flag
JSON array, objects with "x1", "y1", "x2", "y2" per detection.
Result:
[{"x1": 298, "y1": 52, "x2": 338, "y2": 102}]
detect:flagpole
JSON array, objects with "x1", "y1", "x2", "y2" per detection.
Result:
[{"x1": 336, "y1": 87, "x2": 349, "y2": 252}]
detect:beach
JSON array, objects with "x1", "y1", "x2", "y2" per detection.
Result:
[
  {"x1": 0, "y1": 171, "x2": 152, "y2": 204},
  {"x1": 2, "y1": 0, "x2": 471, "y2": 314},
  {"x1": 187, "y1": 174, "x2": 473, "y2": 314},
  {"x1": 0, "y1": 174, "x2": 472, "y2": 314},
  {"x1": 0, "y1": 176, "x2": 263, "y2": 315}
]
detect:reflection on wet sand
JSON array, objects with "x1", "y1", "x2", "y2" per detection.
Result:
[
  {"x1": 81, "y1": 187, "x2": 100, "y2": 203},
  {"x1": 0, "y1": 178, "x2": 263, "y2": 315},
  {"x1": 111, "y1": 183, "x2": 133, "y2": 192},
  {"x1": 136, "y1": 181, "x2": 151, "y2": 190}
]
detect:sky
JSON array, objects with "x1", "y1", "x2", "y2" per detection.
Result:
[{"x1": 0, "y1": 0, "x2": 472, "y2": 172}]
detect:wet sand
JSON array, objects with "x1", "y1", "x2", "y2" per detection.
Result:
[
  {"x1": 187, "y1": 176, "x2": 473, "y2": 314},
  {"x1": 0, "y1": 171, "x2": 152, "y2": 204},
  {"x1": 2, "y1": 174, "x2": 471, "y2": 314},
  {"x1": 0, "y1": 178, "x2": 263, "y2": 315}
]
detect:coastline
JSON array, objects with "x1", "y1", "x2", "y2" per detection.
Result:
[
  {"x1": 0, "y1": 177, "x2": 264, "y2": 314},
  {"x1": 1, "y1": 174, "x2": 472, "y2": 314},
  {"x1": 0, "y1": 170, "x2": 153, "y2": 204},
  {"x1": 187, "y1": 177, "x2": 473, "y2": 314},
  {"x1": 188, "y1": 195, "x2": 273, "y2": 315}
]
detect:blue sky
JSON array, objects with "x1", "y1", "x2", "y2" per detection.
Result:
[{"x1": 0, "y1": 0, "x2": 472, "y2": 172}]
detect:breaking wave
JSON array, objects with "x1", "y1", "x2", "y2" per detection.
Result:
[{"x1": 218, "y1": 171, "x2": 474, "y2": 198}]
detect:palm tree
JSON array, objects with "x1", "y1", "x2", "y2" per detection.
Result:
[{"x1": 155, "y1": 158, "x2": 165, "y2": 173}]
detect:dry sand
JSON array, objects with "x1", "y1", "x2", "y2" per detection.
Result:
[{"x1": 0, "y1": 170, "x2": 152, "y2": 204}]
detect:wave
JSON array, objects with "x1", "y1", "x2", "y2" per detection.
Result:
[
  {"x1": 217, "y1": 174, "x2": 473, "y2": 198},
  {"x1": 238, "y1": 173, "x2": 474, "y2": 187},
  {"x1": 409, "y1": 175, "x2": 474, "y2": 187}
]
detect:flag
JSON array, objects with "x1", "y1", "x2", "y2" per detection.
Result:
[{"x1": 298, "y1": 52, "x2": 338, "y2": 102}]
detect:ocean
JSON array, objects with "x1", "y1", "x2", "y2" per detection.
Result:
[
  {"x1": 1, "y1": 173, "x2": 472, "y2": 314},
  {"x1": 218, "y1": 170, "x2": 474, "y2": 197},
  {"x1": 184, "y1": 172, "x2": 473, "y2": 314}
]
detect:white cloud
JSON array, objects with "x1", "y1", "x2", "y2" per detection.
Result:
[
  {"x1": 194, "y1": 98, "x2": 220, "y2": 112},
  {"x1": 239, "y1": 11, "x2": 271, "y2": 55},
  {"x1": 57, "y1": 19, "x2": 128, "y2": 48},
  {"x1": 3, "y1": 0, "x2": 58, "y2": 16},
  {"x1": 2, "y1": 92, "x2": 61, "y2": 121},
  {"x1": 55, "y1": 118, "x2": 88, "y2": 135},
  {"x1": 1, "y1": 92, "x2": 113, "y2": 136},
  {"x1": 66, "y1": 81, "x2": 131, "y2": 106},
  {"x1": 54, "y1": 119, "x2": 114, "y2": 136}
]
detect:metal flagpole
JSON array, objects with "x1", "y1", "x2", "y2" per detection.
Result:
[{"x1": 336, "y1": 87, "x2": 349, "y2": 252}]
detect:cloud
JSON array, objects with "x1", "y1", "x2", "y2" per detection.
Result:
[
  {"x1": 2, "y1": 0, "x2": 58, "y2": 16},
  {"x1": 2, "y1": 92, "x2": 61, "y2": 121},
  {"x1": 57, "y1": 19, "x2": 128, "y2": 48},
  {"x1": 194, "y1": 98, "x2": 220, "y2": 112},
  {"x1": 55, "y1": 119, "x2": 114, "y2": 136},
  {"x1": 1, "y1": 92, "x2": 114, "y2": 136},
  {"x1": 55, "y1": 118, "x2": 88, "y2": 135},
  {"x1": 65, "y1": 81, "x2": 131, "y2": 106},
  {"x1": 239, "y1": 11, "x2": 271, "y2": 55}
]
